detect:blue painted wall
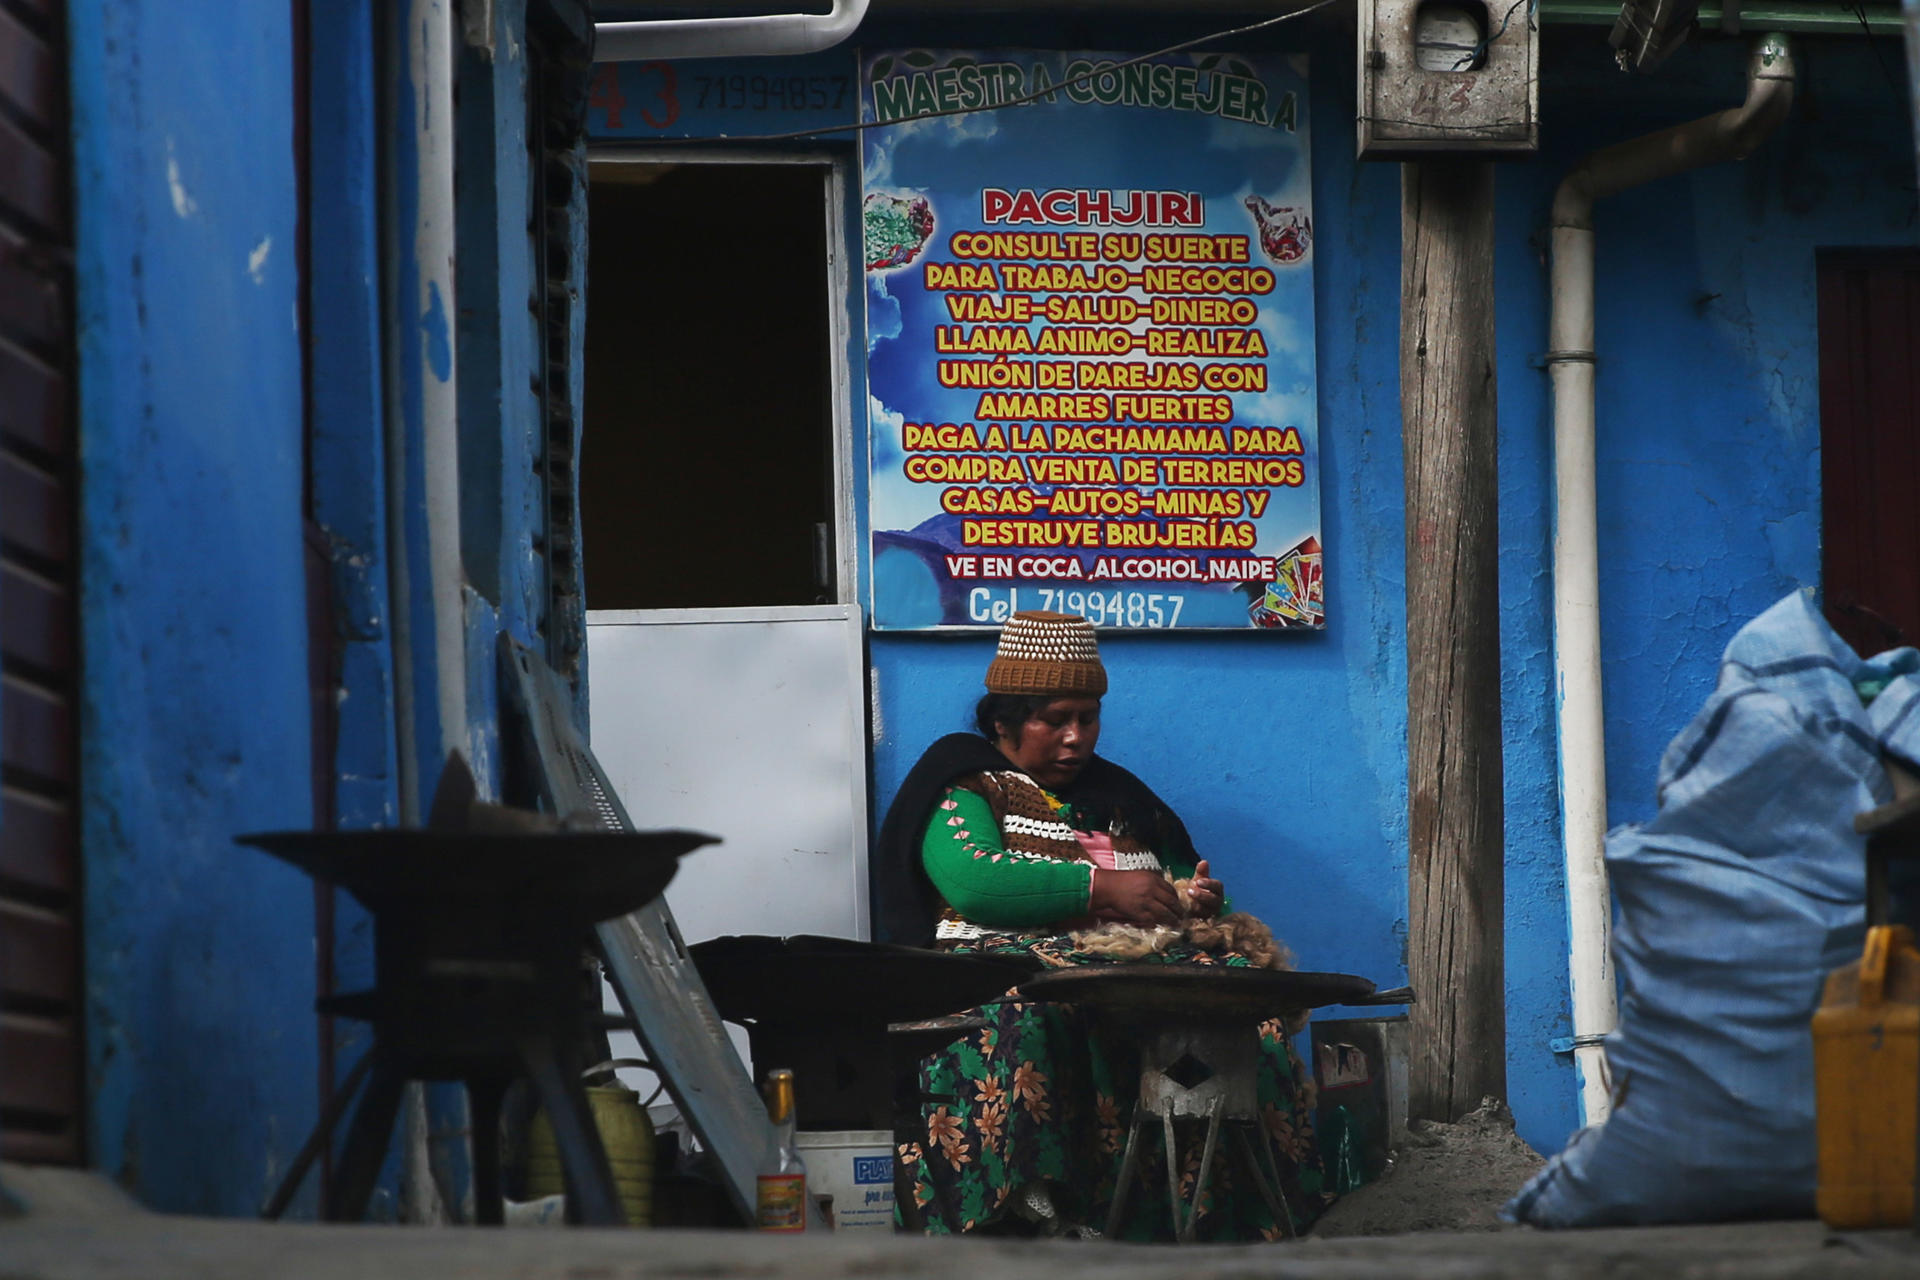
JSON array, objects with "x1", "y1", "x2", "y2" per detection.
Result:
[
  {"x1": 71, "y1": 1, "x2": 317, "y2": 1213},
  {"x1": 1531, "y1": 35, "x2": 1916, "y2": 831},
  {"x1": 857, "y1": 25, "x2": 1916, "y2": 1157},
  {"x1": 61, "y1": 0, "x2": 590, "y2": 1216},
  {"x1": 1494, "y1": 35, "x2": 1913, "y2": 1137},
  {"x1": 587, "y1": 25, "x2": 1915, "y2": 1160},
  {"x1": 453, "y1": 0, "x2": 578, "y2": 767},
  {"x1": 853, "y1": 9, "x2": 1533, "y2": 1145},
  {"x1": 46, "y1": 0, "x2": 1913, "y2": 1210}
]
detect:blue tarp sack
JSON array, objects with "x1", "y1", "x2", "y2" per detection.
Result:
[{"x1": 1507, "y1": 590, "x2": 1920, "y2": 1227}]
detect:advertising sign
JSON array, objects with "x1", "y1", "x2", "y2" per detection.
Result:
[{"x1": 862, "y1": 50, "x2": 1321, "y2": 630}]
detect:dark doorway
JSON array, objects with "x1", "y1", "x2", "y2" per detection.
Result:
[
  {"x1": 581, "y1": 162, "x2": 838, "y2": 611},
  {"x1": 1818, "y1": 250, "x2": 1920, "y2": 655}
]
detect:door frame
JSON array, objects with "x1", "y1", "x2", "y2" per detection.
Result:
[{"x1": 585, "y1": 148, "x2": 859, "y2": 607}]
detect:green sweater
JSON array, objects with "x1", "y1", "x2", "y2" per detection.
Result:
[{"x1": 920, "y1": 785, "x2": 1201, "y2": 929}]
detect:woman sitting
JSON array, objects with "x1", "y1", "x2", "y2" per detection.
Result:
[{"x1": 877, "y1": 611, "x2": 1328, "y2": 1240}]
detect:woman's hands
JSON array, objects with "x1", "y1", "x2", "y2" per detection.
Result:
[
  {"x1": 1087, "y1": 860, "x2": 1226, "y2": 926},
  {"x1": 1186, "y1": 859, "x2": 1225, "y2": 919},
  {"x1": 1089, "y1": 868, "x2": 1181, "y2": 926}
]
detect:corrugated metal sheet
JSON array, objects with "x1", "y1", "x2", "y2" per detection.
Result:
[{"x1": 0, "y1": 0, "x2": 80, "y2": 1165}]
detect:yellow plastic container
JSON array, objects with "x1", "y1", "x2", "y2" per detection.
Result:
[
  {"x1": 1813, "y1": 923, "x2": 1920, "y2": 1228},
  {"x1": 527, "y1": 1084, "x2": 655, "y2": 1227}
]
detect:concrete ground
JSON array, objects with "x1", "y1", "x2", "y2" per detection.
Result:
[{"x1": 5, "y1": 1164, "x2": 1920, "y2": 1279}]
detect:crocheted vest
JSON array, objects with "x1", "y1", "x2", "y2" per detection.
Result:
[{"x1": 934, "y1": 768, "x2": 1165, "y2": 942}]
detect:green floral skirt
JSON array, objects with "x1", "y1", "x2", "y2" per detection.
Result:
[{"x1": 899, "y1": 934, "x2": 1330, "y2": 1241}]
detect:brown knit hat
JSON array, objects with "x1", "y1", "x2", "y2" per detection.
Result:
[{"x1": 984, "y1": 611, "x2": 1107, "y2": 697}]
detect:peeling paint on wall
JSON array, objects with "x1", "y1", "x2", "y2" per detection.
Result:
[
  {"x1": 165, "y1": 136, "x2": 197, "y2": 219},
  {"x1": 421, "y1": 279, "x2": 452, "y2": 382},
  {"x1": 73, "y1": 0, "x2": 316, "y2": 1214}
]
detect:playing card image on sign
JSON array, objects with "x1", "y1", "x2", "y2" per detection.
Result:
[{"x1": 862, "y1": 50, "x2": 1322, "y2": 631}]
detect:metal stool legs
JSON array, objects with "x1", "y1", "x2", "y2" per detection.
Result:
[
  {"x1": 1228, "y1": 1120, "x2": 1297, "y2": 1238},
  {"x1": 467, "y1": 1076, "x2": 509, "y2": 1227},
  {"x1": 328, "y1": 1051, "x2": 410, "y2": 1222},
  {"x1": 1107, "y1": 1095, "x2": 1252, "y2": 1243},
  {"x1": 1105, "y1": 1105, "x2": 1297, "y2": 1243},
  {"x1": 1105, "y1": 1104, "x2": 1151, "y2": 1238},
  {"x1": 268, "y1": 1037, "x2": 626, "y2": 1226},
  {"x1": 261, "y1": 1050, "x2": 375, "y2": 1221}
]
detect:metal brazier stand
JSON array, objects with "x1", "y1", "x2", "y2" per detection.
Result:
[
  {"x1": 241, "y1": 769, "x2": 713, "y2": 1226},
  {"x1": 1017, "y1": 965, "x2": 1376, "y2": 1242}
]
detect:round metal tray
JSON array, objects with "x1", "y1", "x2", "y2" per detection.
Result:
[
  {"x1": 690, "y1": 934, "x2": 1037, "y2": 1026},
  {"x1": 238, "y1": 828, "x2": 713, "y2": 924},
  {"x1": 1017, "y1": 964, "x2": 1376, "y2": 1020}
]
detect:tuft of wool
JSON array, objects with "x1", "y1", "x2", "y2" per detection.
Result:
[{"x1": 1071, "y1": 877, "x2": 1296, "y2": 973}]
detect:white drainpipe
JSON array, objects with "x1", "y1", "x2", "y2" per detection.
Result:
[
  {"x1": 596, "y1": 0, "x2": 870, "y2": 61},
  {"x1": 386, "y1": 0, "x2": 468, "y2": 1226},
  {"x1": 387, "y1": 0, "x2": 468, "y2": 829},
  {"x1": 1547, "y1": 33, "x2": 1795, "y2": 1125}
]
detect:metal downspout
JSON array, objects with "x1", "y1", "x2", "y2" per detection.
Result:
[
  {"x1": 381, "y1": 0, "x2": 470, "y2": 1225},
  {"x1": 387, "y1": 0, "x2": 468, "y2": 832},
  {"x1": 1546, "y1": 33, "x2": 1794, "y2": 1126},
  {"x1": 595, "y1": 0, "x2": 870, "y2": 61}
]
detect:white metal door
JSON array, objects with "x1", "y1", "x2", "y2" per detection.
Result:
[{"x1": 586, "y1": 605, "x2": 870, "y2": 943}]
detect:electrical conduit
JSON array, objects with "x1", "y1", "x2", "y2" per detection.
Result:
[
  {"x1": 387, "y1": 0, "x2": 468, "y2": 823},
  {"x1": 596, "y1": 0, "x2": 870, "y2": 61},
  {"x1": 1547, "y1": 32, "x2": 1794, "y2": 1125}
]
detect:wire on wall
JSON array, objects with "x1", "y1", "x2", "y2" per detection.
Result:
[{"x1": 631, "y1": 0, "x2": 1349, "y2": 146}]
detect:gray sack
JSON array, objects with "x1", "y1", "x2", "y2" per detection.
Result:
[{"x1": 1506, "y1": 590, "x2": 1920, "y2": 1227}]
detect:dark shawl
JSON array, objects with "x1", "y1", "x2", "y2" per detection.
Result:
[{"x1": 872, "y1": 732, "x2": 1200, "y2": 946}]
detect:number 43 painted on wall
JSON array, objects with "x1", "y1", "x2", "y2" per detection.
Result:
[
  {"x1": 585, "y1": 52, "x2": 858, "y2": 141},
  {"x1": 591, "y1": 63, "x2": 678, "y2": 131}
]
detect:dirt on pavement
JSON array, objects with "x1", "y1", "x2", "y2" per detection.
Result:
[{"x1": 1308, "y1": 1097, "x2": 1546, "y2": 1238}]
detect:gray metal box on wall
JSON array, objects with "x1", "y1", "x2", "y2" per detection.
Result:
[{"x1": 1357, "y1": 0, "x2": 1539, "y2": 156}]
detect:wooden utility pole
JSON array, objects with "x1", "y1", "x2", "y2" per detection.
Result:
[{"x1": 1400, "y1": 159, "x2": 1506, "y2": 1123}]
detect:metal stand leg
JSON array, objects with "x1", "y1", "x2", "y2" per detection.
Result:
[
  {"x1": 1104, "y1": 1104, "x2": 1150, "y2": 1239},
  {"x1": 328, "y1": 1054, "x2": 409, "y2": 1222},
  {"x1": 261, "y1": 1050, "x2": 374, "y2": 1220},
  {"x1": 520, "y1": 1032, "x2": 624, "y2": 1226},
  {"x1": 1228, "y1": 1122, "x2": 1297, "y2": 1239},
  {"x1": 1160, "y1": 1102, "x2": 1182, "y2": 1237},
  {"x1": 1175, "y1": 1096, "x2": 1225, "y2": 1243},
  {"x1": 468, "y1": 1076, "x2": 508, "y2": 1227}
]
